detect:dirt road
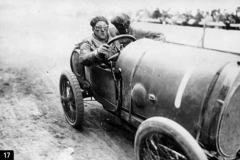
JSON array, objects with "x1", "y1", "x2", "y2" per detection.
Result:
[
  {"x1": 0, "y1": 1, "x2": 135, "y2": 159},
  {"x1": 0, "y1": 61, "x2": 135, "y2": 160}
]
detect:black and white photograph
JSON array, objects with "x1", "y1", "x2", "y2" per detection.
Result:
[{"x1": 1, "y1": 0, "x2": 240, "y2": 159}]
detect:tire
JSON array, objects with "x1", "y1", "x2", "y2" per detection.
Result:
[
  {"x1": 134, "y1": 117, "x2": 208, "y2": 160},
  {"x1": 59, "y1": 70, "x2": 84, "y2": 129}
]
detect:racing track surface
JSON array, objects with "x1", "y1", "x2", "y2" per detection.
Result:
[{"x1": 0, "y1": 0, "x2": 240, "y2": 160}]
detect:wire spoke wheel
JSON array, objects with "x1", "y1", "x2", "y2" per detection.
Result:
[
  {"x1": 140, "y1": 132, "x2": 187, "y2": 160},
  {"x1": 135, "y1": 117, "x2": 208, "y2": 160},
  {"x1": 59, "y1": 70, "x2": 84, "y2": 129},
  {"x1": 61, "y1": 79, "x2": 76, "y2": 122}
]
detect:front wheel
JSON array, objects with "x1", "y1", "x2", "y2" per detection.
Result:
[
  {"x1": 59, "y1": 70, "x2": 84, "y2": 129},
  {"x1": 134, "y1": 117, "x2": 208, "y2": 160}
]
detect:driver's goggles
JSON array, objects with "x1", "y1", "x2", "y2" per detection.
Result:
[{"x1": 94, "y1": 25, "x2": 109, "y2": 31}]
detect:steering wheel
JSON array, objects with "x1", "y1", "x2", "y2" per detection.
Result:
[{"x1": 106, "y1": 34, "x2": 136, "y2": 61}]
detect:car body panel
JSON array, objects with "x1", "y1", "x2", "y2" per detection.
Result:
[
  {"x1": 115, "y1": 39, "x2": 240, "y2": 158},
  {"x1": 199, "y1": 62, "x2": 240, "y2": 158},
  {"x1": 117, "y1": 39, "x2": 224, "y2": 133},
  {"x1": 85, "y1": 66, "x2": 117, "y2": 111}
]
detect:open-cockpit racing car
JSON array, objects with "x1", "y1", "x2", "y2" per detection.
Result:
[{"x1": 60, "y1": 34, "x2": 240, "y2": 160}]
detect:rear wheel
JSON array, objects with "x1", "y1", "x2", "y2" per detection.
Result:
[
  {"x1": 134, "y1": 117, "x2": 208, "y2": 160},
  {"x1": 59, "y1": 70, "x2": 84, "y2": 129}
]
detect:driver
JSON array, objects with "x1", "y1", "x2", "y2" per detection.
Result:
[{"x1": 78, "y1": 16, "x2": 112, "y2": 66}]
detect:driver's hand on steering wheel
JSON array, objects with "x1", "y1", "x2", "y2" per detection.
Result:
[{"x1": 95, "y1": 44, "x2": 111, "y2": 59}]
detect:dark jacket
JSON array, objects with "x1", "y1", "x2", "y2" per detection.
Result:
[{"x1": 76, "y1": 34, "x2": 109, "y2": 66}]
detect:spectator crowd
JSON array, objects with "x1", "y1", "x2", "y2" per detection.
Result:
[{"x1": 133, "y1": 6, "x2": 240, "y2": 30}]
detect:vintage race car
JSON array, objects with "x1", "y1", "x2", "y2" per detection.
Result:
[{"x1": 59, "y1": 34, "x2": 240, "y2": 160}]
